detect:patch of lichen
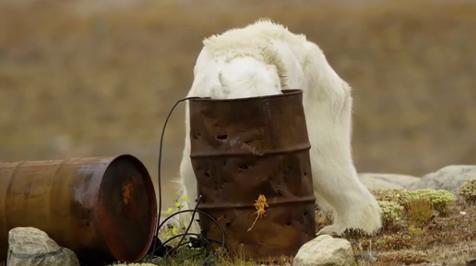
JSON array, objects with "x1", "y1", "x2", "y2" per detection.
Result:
[
  {"x1": 374, "y1": 189, "x2": 413, "y2": 206},
  {"x1": 373, "y1": 188, "x2": 455, "y2": 231},
  {"x1": 374, "y1": 188, "x2": 455, "y2": 218},
  {"x1": 349, "y1": 188, "x2": 476, "y2": 265},
  {"x1": 346, "y1": 189, "x2": 457, "y2": 253},
  {"x1": 458, "y1": 179, "x2": 476, "y2": 205},
  {"x1": 408, "y1": 189, "x2": 456, "y2": 215},
  {"x1": 378, "y1": 200, "x2": 404, "y2": 230}
]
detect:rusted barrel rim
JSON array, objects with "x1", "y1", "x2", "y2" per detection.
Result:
[
  {"x1": 189, "y1": 89, "x2": 301, "y2": 102},
  {"x1": 93, "y1": 154, "x2": 157, "y2": 262}
]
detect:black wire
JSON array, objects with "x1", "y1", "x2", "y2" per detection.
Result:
[
  {"x1": 161, "y1": 233, "x2": 200, "y2": 247},
  {"x1": 157, "y1": 209, "x2": 226, "y2": 249},
  {"x1": 162, "y1": 233, "x2": 222, "y2": 247},
  {"x1": 173, "y1": 241, "x2": 209, "y2": 261},
  {"x1": 166, "y1": 241, "x2": 201, "y2": 260},
  {"x1": 150, "y1": 95, "x2": 226, "y2": 258},
  {"x1": 169, "y1": 240, "x2": 216, "y2": 263},
  {"x1": 152, "y1": 96, "x2": 200, "y2": 254},
  {"x1": 165, "y1": 195, "x2": 202, "y2": 256},
  {"x1": 171, "y1": 240, "x2": 192, "y2": 251}
]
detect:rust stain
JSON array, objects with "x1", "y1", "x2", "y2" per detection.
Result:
[
  {"x1": 247, "y1": 194, "x2": 269, "y2": 232},
  {"x1": 122, "y1": 181, "x2": 134, "y2": 205},
  {"x1": 0, "y1": 155, "x2": 157, "y2": 263}
]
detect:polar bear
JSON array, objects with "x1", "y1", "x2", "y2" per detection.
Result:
[{"x1": 179, "y1": 20, "x2": 381, "y2": 235}]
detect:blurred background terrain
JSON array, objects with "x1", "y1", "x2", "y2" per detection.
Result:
[{"x1": 1, "y1": 0, "x2": 475, "y2": 208}]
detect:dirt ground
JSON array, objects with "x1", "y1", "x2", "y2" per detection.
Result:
[
  {"x1": 114, "y1": 199, "x2": 475, "y2": 265},
  {"x1": 350, "y1": 202, "x2": 476, "y2": 265}
]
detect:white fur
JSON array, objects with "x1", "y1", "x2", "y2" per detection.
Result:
[{"x1": 179, "y1": 20, "x2": 382, "y2": 235}]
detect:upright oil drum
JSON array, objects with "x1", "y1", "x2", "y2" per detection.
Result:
[
  {"x1": 189, "y1": 90, "x2": 316, "y2": 258},
  {"x1": 0, "y1": 154, "x2": 157, "y2": 262}
]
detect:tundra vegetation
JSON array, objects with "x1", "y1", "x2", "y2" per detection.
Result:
[
  {"x1": 1, "y1": 0, "x2": 476, "y2": 210},
  {"x1": 111, "y1": 186, "x2": 475, "y2": 265},
  {"x1": 459, "y1": 179, "x2": 476, "y2": 205}
]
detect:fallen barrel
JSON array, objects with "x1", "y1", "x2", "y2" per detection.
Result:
[
  {"x1": 189, "y1": 89, "x2": 316, "y2": 259},
  {"x1": 0, "y1": 154, "x2": 157, "y2": 262}
]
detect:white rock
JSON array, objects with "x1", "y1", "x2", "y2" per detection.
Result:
[
  {"x1": 408, "y1": 165, "x2": 476, "y2": 193},
  {"x1": 293, "y1": 235, "x2": 355, "y2": 266},
  {"x1": 7, "y1": 227, "x2": 80, "y2": 266},
  {"x1": 359, "y1": 173, "x2": 420, "y2": 190}
]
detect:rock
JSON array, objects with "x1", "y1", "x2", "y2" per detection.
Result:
[
  {"x1": 293, "y1": 235, "x2": 354, "y2": 266},
  {"x1": 467, "y1": 258, "x2": 476, "y2": 266},
  {"x1": 408, "y1": 165, "x2": 476, "y2": 194},
  {"x1": 7, "y1": 227, "x2": 80, "y2": 266},
  {"x1": 359, "y1": 173, "x2": 420, "y2": 190}
]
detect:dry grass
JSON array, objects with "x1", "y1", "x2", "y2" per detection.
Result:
[
  {"x1": 347, "y1": 198, "x2": 476, "y2": 264},
  {"x1": 114, "y1": 196, "x2": 476, "y2": 265},
  {"x1": 110, "y1": 188, "x2": 474, "y2": 265}
]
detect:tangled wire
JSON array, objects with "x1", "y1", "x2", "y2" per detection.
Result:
[{"x1": 147, "y1": 97, "x2": 225, "y2": 260}]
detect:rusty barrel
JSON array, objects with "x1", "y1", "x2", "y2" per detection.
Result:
[
  {"x1": 189, "y1": 89, "x2": 316, "y2": 258},
  {"x1": 0, "y1": 154, "x2": 157, "y2": 262}
]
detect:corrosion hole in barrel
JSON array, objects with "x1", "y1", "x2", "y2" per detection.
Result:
[
  {"x1": 225, "y1": 221, "x2": 232, "y2": 227},
  {"x1": 286, "y1": 221, "x2": 292, "y2": 226},
  {"x1": 204, "y1": 171, "x2": 210, "y2": 177},
  {"x1": 304, "y1": 171, "x2": 307, "y2": 176},
  {"x1": 303, "y1": 211, "x2": 308, "y2": 216},
  {"x1": 239, "y1": 164, "x2": 249, "y2": 170},
  {"x1": 216, "y1": 134, "x2": 228, "y2": 140}
]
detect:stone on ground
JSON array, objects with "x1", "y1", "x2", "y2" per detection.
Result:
[
  {"x1": 7, "y1": 227, "x2": 79, "y2": 266},
  {"x1": 359, "y1": 173, "x2": 420, "y2": 190},
  {"x1": 409, "y1": 165, "x2": 476, "y2": 194},
  {"x1": 293, "y1": 235, "x2": 354, "y2": 266}
]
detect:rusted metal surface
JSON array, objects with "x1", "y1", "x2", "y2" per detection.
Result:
[
  {"x1": 0, "y1": 155, "x2": 157, "y2": 263},
  {"x1": 189, "y1": 90, "x2": 316, "y2": 258}
]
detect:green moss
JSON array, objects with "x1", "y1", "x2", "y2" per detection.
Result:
[
  {"x1": 132, "y1": 248, "x2": 273, "y2": 266},
  {"x1": 378, "y1": 200, "x2": 404, "y2": 229},
  {"x1": 407, "y1": 189, "x2": 456, "y2": 215},
  {"x1": 374, "y1": 188, "x2": 455, "y2": 216},
  {"x1": 374, "y1": 189, "x2": 412, "y2": 206},
  {"x1": 458, "y1": 179, "x2": 476, "y2": 204}
]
